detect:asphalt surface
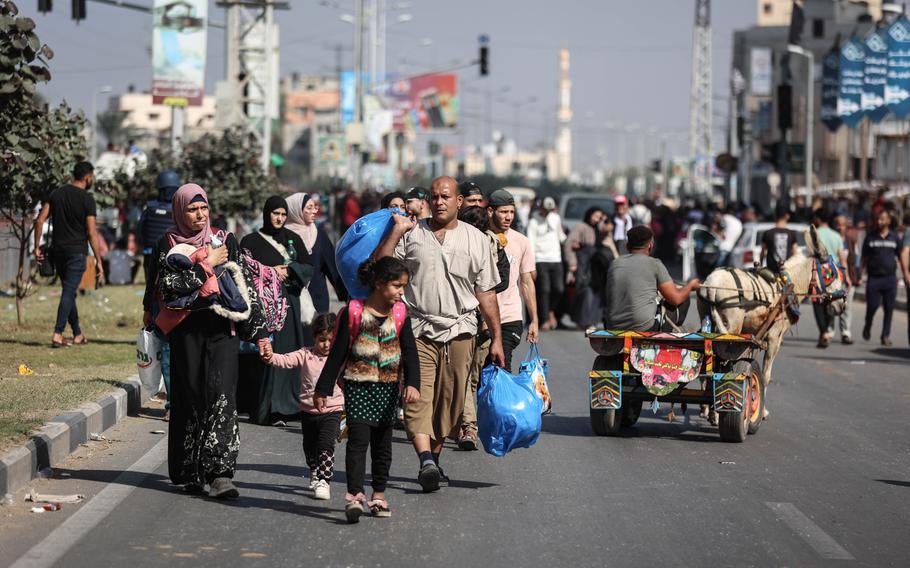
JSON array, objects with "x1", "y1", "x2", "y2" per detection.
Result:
[{"x1": 1, "y1": 302, "x2": 909, "y2": 567}]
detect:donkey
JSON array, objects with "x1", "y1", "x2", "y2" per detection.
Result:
[{"x1": 696, "y1": 225, "x2": 847, "y2": 420}]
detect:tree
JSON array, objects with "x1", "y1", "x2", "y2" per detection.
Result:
[
  {"x1": 96, "y1": 108, "x2": 132, "y2": 149},
  {"x1": 0, "y1": 0, "x2": 88, "y2": 324},
  {"x1": 181, "y1": 126, "x2": 279, "y2": 217}
]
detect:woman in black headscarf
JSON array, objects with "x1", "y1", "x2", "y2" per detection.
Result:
[{"x1": 238, "y1": 196, "x2": 314, "y2": 426}]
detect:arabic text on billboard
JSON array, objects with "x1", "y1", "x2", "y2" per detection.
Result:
[{"x1": 152, "y1": 0, "x2": 208, "y2": 107}]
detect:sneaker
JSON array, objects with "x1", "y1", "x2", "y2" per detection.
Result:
[
  {"x1": 313, "y1": 479, "x2": 331, "y2": 500},
  {"x1": 841, "y1": 335, "x2": 854, "y2": 345},
  {"x1": 208, "y1": 477, "x2": 239, "y2": 500},
  {"x1": 345, "y1": 494, "x2": 365, "y2": 523},
  {"x1": 457, "y1": 431, "x2": 478, "y2": 451},
  {"x1": 417, "y1": 462, "x2": 440, "y2": 493},
  {"x1": 862, "y1": 325, "x2": 871, "y2": 341}
]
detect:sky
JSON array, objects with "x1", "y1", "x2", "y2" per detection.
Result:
[{"x1": 23, "y1": 0, "x2": 758, "y2": 173}]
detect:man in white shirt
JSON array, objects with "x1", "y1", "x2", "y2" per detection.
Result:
[
  {"x1": 612, "y1": 195, "x2": 634, "y2": 253},
  {"x1": 527, "y1": 196, "x2": 566, "y2": 330}
]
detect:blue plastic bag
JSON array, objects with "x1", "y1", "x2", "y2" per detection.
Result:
[
  {"x1": 335, "y1": 209, "x2": 398, "y2": 299},
  {"x1": 477, "y1": 364, "x2": 543, "y2": 457}
]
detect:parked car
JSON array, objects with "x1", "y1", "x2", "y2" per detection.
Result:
[
  {"x1": 682, "y1": 222, "x2": 809, "y2": 280},
  {"x1": 729, "y1": 222, "x2": 810, "y2": 270},
  {"x1": 558, "y1": 193, "x2": 615, "y2": 233}
]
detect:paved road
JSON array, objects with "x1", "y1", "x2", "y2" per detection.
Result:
[{"x1": 2, "y1": 304, "x2": 909, "y2": 567}]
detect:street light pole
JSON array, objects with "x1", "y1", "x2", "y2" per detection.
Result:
[
  {"x1": 91, "y1": 85, "x2": 112, "y2": 163},
  {"x1": 788, "y1": 44, "x2": 814, "y2": 195}
]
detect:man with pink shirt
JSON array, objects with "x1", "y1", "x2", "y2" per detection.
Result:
[
  {"x1": 487, "y1": 189, "x2": 539, "y2": 367},
  {"x1": 457, "y1": 189, "x2": 539, "y2": 451}
]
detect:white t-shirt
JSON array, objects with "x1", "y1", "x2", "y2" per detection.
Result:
[{"x1": 527, "y1": 212, "x2": 565, "y2": 263}]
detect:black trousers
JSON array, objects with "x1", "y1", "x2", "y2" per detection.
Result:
[
  {"x1": 301, "y1": 411, "x2": 341, "y2": 468},
  {"x1": 865, "y1": 275, "x2": 898, "y2": 339},
  {"x1": 536, "y1": 262, "x2": 564, "y2": 320},
  {"x1": 500, "y1": 320, "x2": 524, "y2": 373},
  {"x1": 168, "y1": 311, "x2": 240, "y2": 486},
  {"x1": 345, "y1": 420, "x2": 393, "y2": 495}
]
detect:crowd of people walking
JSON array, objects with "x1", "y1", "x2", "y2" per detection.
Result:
[{"x1": 31, "y1": 160, "x2": 910, "y2": 522}]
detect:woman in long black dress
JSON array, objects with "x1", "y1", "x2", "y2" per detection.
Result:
[
  {"x1": 147, "y1": 183, "x2": 267, "y2": 499},
  {"x1": 240, "y1": 196, "x2": 313, "y2": 426}
]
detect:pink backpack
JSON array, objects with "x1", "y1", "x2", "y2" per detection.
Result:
[{"x1": 338, "y1": 299, "x2": 408, "y2": 347}]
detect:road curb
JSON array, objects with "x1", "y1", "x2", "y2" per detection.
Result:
[{"x1": 0, "y1": 374, "x2": 144, "y2": 497}]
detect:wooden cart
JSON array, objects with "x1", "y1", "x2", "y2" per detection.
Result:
[{"x1": 586, "y1": 329, "x2": 765, "y2": 443}]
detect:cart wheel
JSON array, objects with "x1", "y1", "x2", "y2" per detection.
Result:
[
  {"x1": 590, "y1": 408, "x2": 622, "y2": 436},
  {"x1": 718, "y1": 374, "x2": 752, "y2": 443},
  {"x1": 621, "y1": 400, "x2": 643, "y2": 427},
  {"x1": 746, "y1": 366, "x2": 765, "y2": 435}
]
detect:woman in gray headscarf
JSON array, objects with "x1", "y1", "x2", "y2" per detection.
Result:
[{"x1": 285, "y1": 193, "x2": 348, "y2": 325}]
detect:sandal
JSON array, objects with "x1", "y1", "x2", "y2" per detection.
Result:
[
  {"x1": 344, "y1": 493, "x2": 365, "y2": 524},
  {"x1": 72, "y1": 335, "x2": 89, "y2": 345},
  {"x1": 368, "y1": 499, "x2": 391, "y2": 518},
  {"x1": 51, "y1": 340, "x2": 68, "y2": 349}
]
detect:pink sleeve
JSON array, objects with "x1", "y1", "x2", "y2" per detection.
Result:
[
  {"x1": 520, "y1": 236, "x2": 536, "y2": 274},
  {"x1": 268, "y1": 349, "x2": 306, "y2": 369}
]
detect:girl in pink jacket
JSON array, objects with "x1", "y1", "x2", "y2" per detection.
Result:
[{"x1": 261, "y1": 313, "x2": 343, "y2": 500}]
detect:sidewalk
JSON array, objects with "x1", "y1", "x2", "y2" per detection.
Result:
[{"x1": 0, "y1": 376, "x2": 151, "y2": 497}]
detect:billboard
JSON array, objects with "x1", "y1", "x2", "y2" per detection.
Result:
[
  {"x1": 340, "y1": 71, "x2": 459, "y2": 132},
  {"x1": 749, "y1": 47, "x2": 772, "y2": 96},
  {"x1": 152, "y1": 0, "x2": 208, "y2": 106},
  {"x1": 885, "y1": 15, "x2": 910, "y2": 118},
  {"x1": 837, "y1": 37, "x2": 865, "y2": 128}
]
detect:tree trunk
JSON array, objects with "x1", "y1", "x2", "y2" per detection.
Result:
[{"x1": 15, "y1": 217, "x2": 28, "y2": 326}]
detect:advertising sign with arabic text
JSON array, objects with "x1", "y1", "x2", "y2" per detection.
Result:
[
  {"x1": 152, "y1": 0, "x2": 208, "y2": 107},
  {"x1": 885, "y1": 15, "x2": 910, "y2": 118}
]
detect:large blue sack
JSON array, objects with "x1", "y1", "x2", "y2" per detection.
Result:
[
  {"x1": 335, "y1": 208, "x2": 398, "y2": 299},
  {"x1": 477, "y1": 364, "x2": 543, "y2": 457}
]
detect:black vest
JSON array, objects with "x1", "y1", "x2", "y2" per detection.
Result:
[{"x1": 140, "y1": 199, "x2": 173, "y2": 248}]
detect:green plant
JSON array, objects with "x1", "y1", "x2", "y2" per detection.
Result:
[{"x1": 0, "y1": 0, "x2": 87, "y2": 325}]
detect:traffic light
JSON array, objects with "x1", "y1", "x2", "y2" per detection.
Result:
[
  {"x1": 777, "y1": 84, "x2": 792, "y2": 131},
  {"x1": 38, "y1": 0, "x2": 52, "y2": 13},
  {"x1": 479, "y1": 45, "x2": 489, "y2": 76},
  {"x1": 71, "y1": 0, "x2": 86, "y2": 21}
]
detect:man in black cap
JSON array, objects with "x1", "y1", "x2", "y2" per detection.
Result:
[
  {"x1": 459, "y1": 181, "x2": 485, "y2": 208},
  {"x1": 405, "y1": 186, "x2": 431, "y2": 222},
  {"x1": 604, "y1": 225, "x2": 700, "y2": 331}
]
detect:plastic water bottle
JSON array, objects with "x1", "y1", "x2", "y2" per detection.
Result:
[{"x1": 700, "y1": 316, "x2": 713, "y2": 333}]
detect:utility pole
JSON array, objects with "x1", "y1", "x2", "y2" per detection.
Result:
[
  {"x1": 352, "y1": 0, "x2": 365, "y2": 192},
  {"x1": 216, "y1": 1, "x2": 289, "y2": 173},
  {"x1": 688, "y1": 0, "x2": 713, "y2": 195}
]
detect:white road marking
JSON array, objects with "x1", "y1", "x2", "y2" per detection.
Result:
[
  {"x1": 11, "y1": 437, "x2": 169, "y2": 568},
  {"x1": 765, "y1": 502, "x2": 855, "y2": 561}
]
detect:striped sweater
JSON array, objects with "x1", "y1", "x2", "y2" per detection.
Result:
[{"x1": 343, "y1": 309, "x2": 402, "y2": 383}]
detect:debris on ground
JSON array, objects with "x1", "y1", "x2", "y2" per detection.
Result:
[
  {"x1": 89, "y1": 433, "x2": 107, "y2": 442},
  {"x1": 150, "y1": 430, "x2": 166, "y2": 435},
  {"x1": 719, "y1": 461, "x2": 736, "y2": 465},
  {"x1": 27, "y1": 490, "x2": 84, "y2": 504},
  {"x1": 30, "y1": 503, "x2": 61, "y2": 513},
  {"x1": 18, "y1": 364, "x2": 34, "y2": 376}
]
